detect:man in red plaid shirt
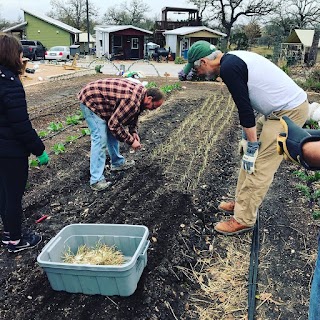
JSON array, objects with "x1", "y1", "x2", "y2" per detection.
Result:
[{"x1": 78, "y1": 78, "x2": 165, "y2": 191}]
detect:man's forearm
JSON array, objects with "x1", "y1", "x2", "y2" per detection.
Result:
[{"x1": 243, "y1": 126, "x2": 257, "y2": 142}]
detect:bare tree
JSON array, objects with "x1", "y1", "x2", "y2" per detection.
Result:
[
  {"x1": 263, "y1": 0, "x2": 320, "y2": 47},
  {"x1": 103, "y1": 7, "x2": 130, "y2": 25},
  {"x1": 307, "y1": 29, "x2": 320, "y2": 66},
  {"x1": 244, "y1": 21, "x2": 261, "y2": 46},
  {"x1": 189, "y1": 0, "x2": 276, "y2": 42},
  {"x1": 187, "y1": 0, "x2": 210, "y2": 21},
  {"x1": 48, "y1": 0, "x2": 98, "y2": 31},
  {"x1": 287, "y1": 0, "x2": 320, "y2": 28},
  {"x1": 102, "y1": 0, "x2": 150, "y2": 27}
]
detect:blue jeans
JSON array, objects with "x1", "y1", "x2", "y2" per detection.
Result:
[
  {"x1": 309, "y1": 234, "x2": 320, "y2": 319},
  {"x1": 80, "y1": 103, "x2": 124, "y2": 185}
]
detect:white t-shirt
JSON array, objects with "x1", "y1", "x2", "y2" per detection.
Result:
[{"x1": 220, "y1": 51, "x2": 307, "y2": 127}]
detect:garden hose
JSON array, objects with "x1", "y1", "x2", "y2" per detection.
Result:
[{"x1": 248, "y1": 211, "x2": 260, "y2": 320}]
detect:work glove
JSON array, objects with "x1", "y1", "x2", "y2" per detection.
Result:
[
  {"x1": 37, "y1": 151, "x2": 50, "y2": 166},
  {"x1": 238, "y1": 129, "x2": 248, "y2": 156},
  {"x1": 242, "y1": 141, "x2": 261, "y2": 174}
]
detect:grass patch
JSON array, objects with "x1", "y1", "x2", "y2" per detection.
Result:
[{"x1": 250, "y1": 46, "x2": 273, "y2": 57}]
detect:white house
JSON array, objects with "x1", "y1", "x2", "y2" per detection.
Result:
[{"x1": 163, "y1": 26, "x2": 227, "y2": 59}]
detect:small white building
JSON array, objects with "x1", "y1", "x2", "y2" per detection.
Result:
[{"x1": 163, "y1": 26, "x2": 227, "y2": 59}]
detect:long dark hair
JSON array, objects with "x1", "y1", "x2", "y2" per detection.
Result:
[{"x1": 0, "y1": 33, "x2": 23, "y2": 75}]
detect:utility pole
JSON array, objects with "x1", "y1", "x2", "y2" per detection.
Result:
[{"x1": 86, "y1": 0, "x2": 90, "y2": 55}]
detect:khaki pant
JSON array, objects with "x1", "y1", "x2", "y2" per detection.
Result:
[{"x1": 234, "y1": 100, "x2": 309, "y2": 226}]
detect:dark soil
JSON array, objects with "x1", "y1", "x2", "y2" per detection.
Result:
[{"x1": 0, "y1": 74, "x2": 319, "y2": 320}]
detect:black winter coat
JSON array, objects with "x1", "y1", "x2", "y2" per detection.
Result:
[{"x1": 0, "y1": 65, "x2": 45, "y2": 158}]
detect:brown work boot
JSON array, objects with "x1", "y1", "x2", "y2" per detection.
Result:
[
  {"x1": 214, "y1": 217, "x2": 254, "y2": 235},
  {"x1": 218, "y1": 201, "x2": 235, "y2": 213}
]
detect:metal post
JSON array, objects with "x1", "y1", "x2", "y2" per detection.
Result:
[{"x1": 86, "y1": 0, "x2": 90, "y2": 55}]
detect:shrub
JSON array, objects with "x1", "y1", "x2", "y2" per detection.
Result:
[
  {"x1": 305, "y1": 119, "x2": 320, "y2": 129},
  {"x1": 145, "y1": 81, "x2": 157, "y2": 88},
  {"x1": 295, "y1": 66, "x2": 320, "y2": 93},
  {"x1": 310, "y1": 67, "x2": 320, "y2": 82},
  {"x1": 174, "y1": 56, "x2": 186, "y2": 64},
  {"x1": 161, "y1": 83, "x2": 182, "y2": 95},
  {"x1": 95, "y1": 65, "x2": 103, "y2": 73}
]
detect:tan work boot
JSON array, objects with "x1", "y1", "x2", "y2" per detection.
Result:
[
  {"x1": 214, "y1": 217, "x2": 254, "y2": 235},
  {"x1": 218, "y1": 201, "x2": 235, "y2": 213}
]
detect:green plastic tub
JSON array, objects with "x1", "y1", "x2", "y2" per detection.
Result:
[{"x1": 37, "y1": 224, "x2": 150, "y2": 296}]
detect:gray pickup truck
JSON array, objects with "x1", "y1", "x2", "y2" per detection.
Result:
[{"x1": 20, "y1": 40, "x2": 46, "y2": 61}]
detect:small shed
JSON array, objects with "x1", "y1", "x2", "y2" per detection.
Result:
[
  {"x1": 281, "y1": 29, "x2": 320, "y2": 65},
  {"x1": 77, "y1": 32, "x2": 95, "y2": 54},
  {"x1": 94, "y1": 25, "x2": 153, "y2": 60},
  {"x1": 163, "y1": 26, "x2": 227, "y2": 58}
]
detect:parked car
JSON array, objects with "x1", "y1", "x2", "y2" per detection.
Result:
[
  {"x1": 20, "y1": 40, "x2": 46, "y2": 61},
  {"x1": 45, "y1": 46, "x2": 70, "y2": 61}
]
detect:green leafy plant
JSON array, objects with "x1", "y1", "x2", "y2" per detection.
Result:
[
  {"x1": 305, "y1": 119, "x2": 320, "y2": 130},
  {"x1": 38, "y1": 131, "x2": 48, "y2": 138},
  {"x1": 81, "y1": 128, "x2": 91, "y2": 136},
  {"x1": 294, "y1": 170, "x2": 320, "y2": 219},
  {"x1": 313, "y1": 211, "x2": 320, "y2": 220},
  {"x1": 95, "y1": 65, "x2": 103, "y2": 73},
  {"x1": 76, "y1": 110, "x2": 85, "y2": 120},
  {"x1": 66, "y1": 114, "x2": 82, "y2": 125},
  {"x1": 161, "y1": 83, "x2": 182, "y2": 94},
  {"x1": 174, "y1": 56, "x2": 186, "y2": 64},
  {"x1": 29, "y1": 159, "x2": 39, "y2": 167},
  {"x1": 145, "y1": 81, "x2": 157, "y2": 88},
  {"x1": 48, "y1": 122, "x2": 64, "y2": 132},
  {"x1": 296, "y1": 183, "x2": 311, "y2": 198},
  {"x1": 65, "y1": 135, "x2": 78, "y2": 143},
  {"x1": 52, "y1": 143, "x2": 65, "y2": 155},
  {"x1": 281, "y1": 64, "x2": 291, "y2": 75}
]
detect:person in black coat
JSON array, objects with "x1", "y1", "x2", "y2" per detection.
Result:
[{"x1": 0, "y1": 33, "x2": 49, "y2": 253}]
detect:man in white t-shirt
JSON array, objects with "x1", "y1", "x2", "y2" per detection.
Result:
[{"x1": 182, "y1": 40, "x2": 309, "y2": 235}]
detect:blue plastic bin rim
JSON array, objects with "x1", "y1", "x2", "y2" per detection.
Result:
[{"x1": 37, "y1": 223, "x2": 149, "y2": 272}]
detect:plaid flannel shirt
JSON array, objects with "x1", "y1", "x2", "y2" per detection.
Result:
[{"x1": 78, "y1": 78, "x2": 146, "y2": 145}]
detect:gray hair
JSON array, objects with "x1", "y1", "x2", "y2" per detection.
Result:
[{"x1": 193, "y1": 50, "x2": 222, "y2": 68}]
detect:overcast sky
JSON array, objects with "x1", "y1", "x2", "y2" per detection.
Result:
[{"x1": 1, "y1": 0, "x2": 197, "y2": 22}]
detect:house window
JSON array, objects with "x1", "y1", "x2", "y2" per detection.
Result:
[
  {"x1": 131, "y1": 38, "x2": 139, "y2": 49},
  {"x1": 114, "y1": 36, "x2": 122, "y2": 47}
]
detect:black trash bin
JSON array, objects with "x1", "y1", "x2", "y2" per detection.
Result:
[{"x1": 70, "y1": 45, "x2": 80, "y2": 57}]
